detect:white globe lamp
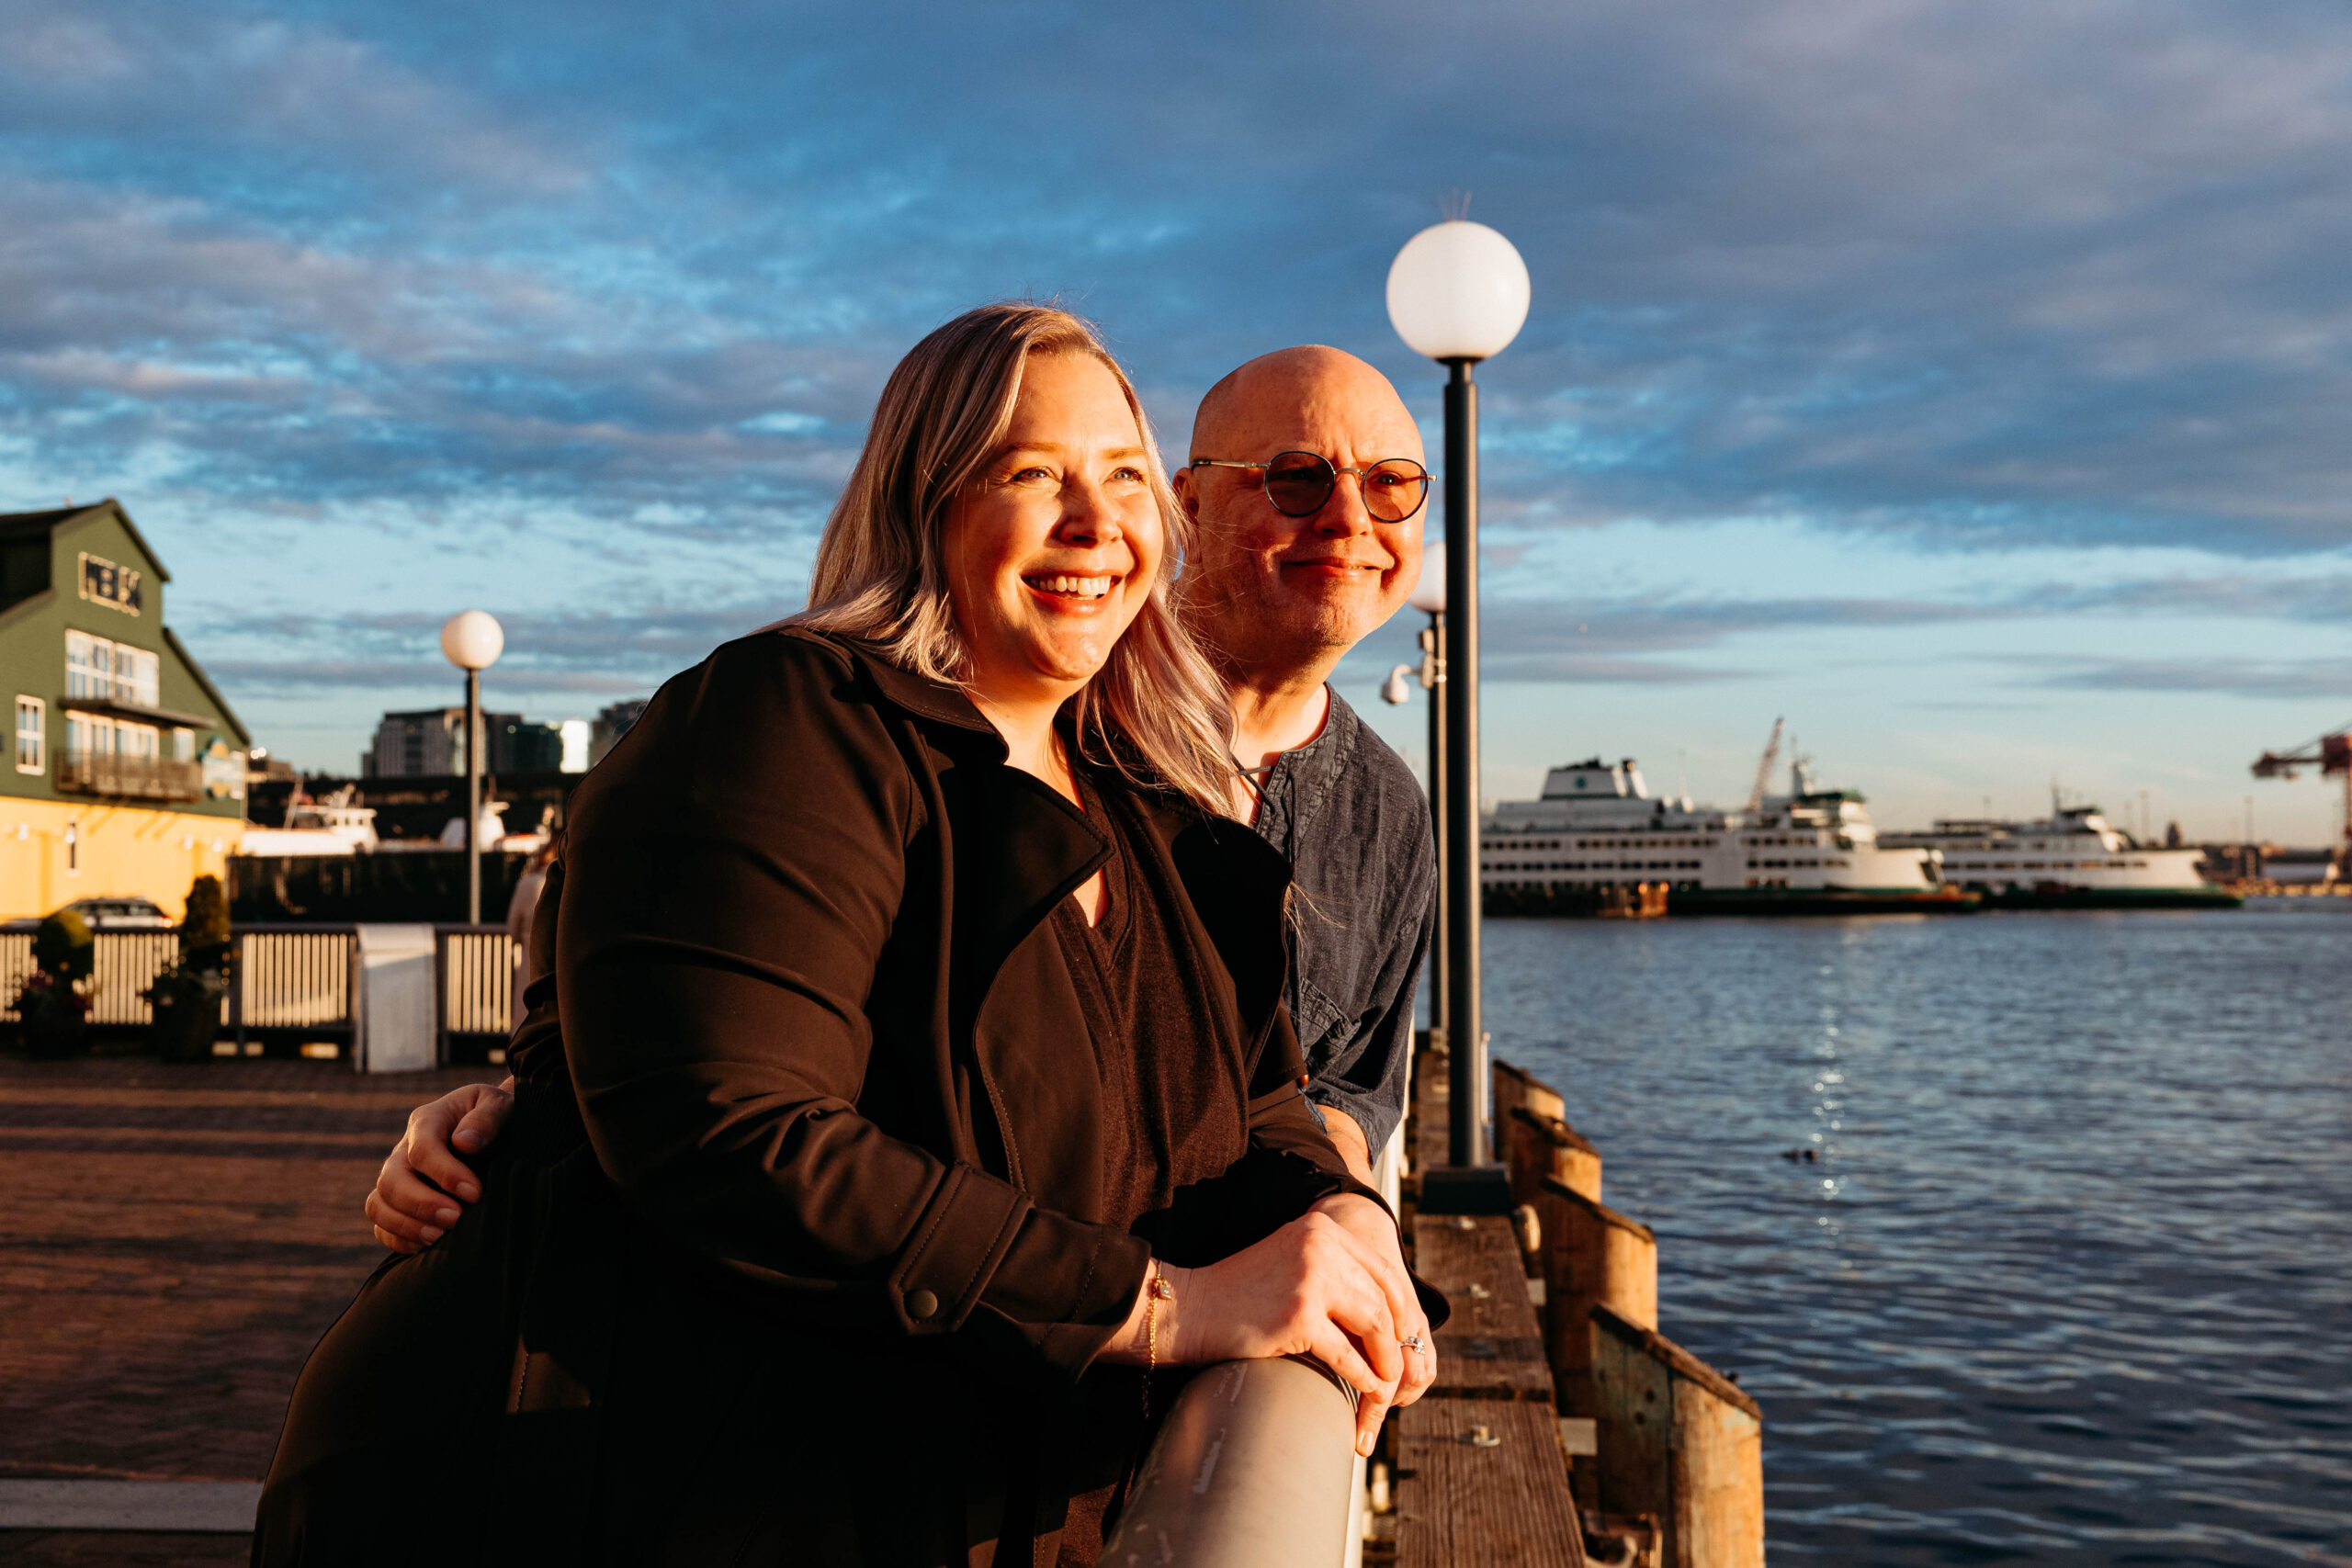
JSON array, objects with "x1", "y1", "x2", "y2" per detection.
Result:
[
  {"x1": 440, "y1": 609, "x2": 504, "y2": 671},
  {"x1": 440, "y1": 608, "x2": 504, "y2": 923},
  {"x1": 1385, "y1": 221, "x2": 1531, "y2": 365}
]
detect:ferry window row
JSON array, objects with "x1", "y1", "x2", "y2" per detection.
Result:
[
  {"x1": 65, "y1": 630, "x2": 162, "y2": 708},
  {"x1": 1488, "y1": 860, "x2": 1706, "y2": 873},
  {"x1": 1949, "y1": 860, "x2": 2151, "y2": 870},
  {"x1": 1487, "y1": 838, "x2": 1721, "y2": 851}
]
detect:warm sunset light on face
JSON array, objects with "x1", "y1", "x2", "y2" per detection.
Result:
[{"x1": 944, "y1": 353, "x2": 1161, "y2": 705}]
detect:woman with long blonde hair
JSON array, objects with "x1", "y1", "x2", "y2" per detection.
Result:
[{"x1": 255, "y1": 303, "x2": 1433, "y2": 1567}]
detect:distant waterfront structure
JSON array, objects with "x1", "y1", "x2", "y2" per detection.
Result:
[
  {"x1": 559, "y1": 718, "x2": 590, "y2": 773},
  {"x1": 365, "y1": 708, "x2": 561, "y2": 776},
  {"x1": 0, "y1": 500, "x2": 252, "y2": 919},
  {"x1": 589, "y1": 697, "x2": 649, "y2": 766}
]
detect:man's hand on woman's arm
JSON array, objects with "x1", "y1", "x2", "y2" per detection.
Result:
[
  {"x1": 365, "y1": 1078, "x2": 516, "y2": 1253},
  {"x1": 1096, "y1": 1194, "x2": 1435, "y2": 1458},
  {"x1": 1315, "y1": 1104, "x2": 1378, "y2": 1189}
]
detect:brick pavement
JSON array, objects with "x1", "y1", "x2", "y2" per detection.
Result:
[{"x1": 0, "y1": 1057, "x2": 505, "y2": 1564}]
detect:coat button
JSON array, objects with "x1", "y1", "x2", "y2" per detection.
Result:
[{"x1": 906, "y1": 1289, "x2": 940, "y2": 1321}]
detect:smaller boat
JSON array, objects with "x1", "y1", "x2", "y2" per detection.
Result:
[
  {"x1": 1881, "y1": 795, "x2": 2242, "y2": 909},
  {"x1": 238, "y1": 788, "x2": 380, "y2": 857}
]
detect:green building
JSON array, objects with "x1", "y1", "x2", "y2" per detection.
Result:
[{"x1": 0, "y1": 500, "x2": 251, "y2": 919}]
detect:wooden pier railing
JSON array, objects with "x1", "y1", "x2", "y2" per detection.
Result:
[{"x1": 1384, "y1": 1037, "x2": 1766, "y2": 1568}]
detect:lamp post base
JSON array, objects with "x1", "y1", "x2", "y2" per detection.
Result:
[{"x1": 1418, "y1": 1165, "x2": 1514, "y2": 1216}]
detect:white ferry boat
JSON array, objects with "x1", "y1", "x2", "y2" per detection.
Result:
[
  {"x1": 1483, "y1": 754, "x2": 1973, "y2": 916},
  {"x1": 1881, "y1": 798, "x2": 2240, "y2": 908}
]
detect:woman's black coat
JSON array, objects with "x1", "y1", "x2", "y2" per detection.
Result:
[{"x1": 254, "y1": 627, "x2": 1388, "y2": 1566}]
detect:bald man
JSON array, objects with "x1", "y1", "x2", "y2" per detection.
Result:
[
  {"x1": 366, "y1": 344, "x2": 1435, "y2": 1244},
  {"x1": 1168, "y1": 346, "x2": 1434, "y2": 1181}
]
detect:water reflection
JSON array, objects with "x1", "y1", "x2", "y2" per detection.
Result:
[{"x1": 1485, "y1": 901, "x2": 2352, "y2": 1566}]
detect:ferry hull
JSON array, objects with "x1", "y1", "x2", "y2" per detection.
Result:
[
  {"x1": 1483, "y1": 886, "x2": 1980, "y2": 918},
  {"x1": 1485, "y1": 884, "x2": 1670, "y2": 919},
  {"x1": 1969, "y1": 885, "x2": 2244, "y2": 911},
  {"x1": 1668, "y1": 886, "x2": 1980, "y2": 917}
]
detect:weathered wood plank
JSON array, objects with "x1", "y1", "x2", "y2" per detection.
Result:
[
  {"x1": 1413, "y1": 1213, "x2": 1555, "y2": 1403},
  {"x1": 1492, "y1": 1059, "x2": 1566, "y2": 1131},
  {"x1": 1396, "y1": 1397, "x2": 1587, "y2": 1568},
  {"x1": 1412, "y1": 1038, "x2": 1452, "y2": 1179},
  {"x1": 1584, "y1": 1305, "x2": 1673, "y2": 1519},
  {"x1": 1505, "y1": 1103, "x2": 1603, "y2": 1206},
  {"x1": 1588, "y1": 1305, "x2": 1764, "y2": 1568},
  {"x1": 1674, "y1": 1376, "x2": 1765, "y2": 1568}
]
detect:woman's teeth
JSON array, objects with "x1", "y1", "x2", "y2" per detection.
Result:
[{"x1": 1027, "y1": 575, "x2": 1114, "y2": 600}]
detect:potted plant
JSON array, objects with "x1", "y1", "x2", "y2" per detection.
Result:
[
  {"x1": 15, "y1": 909, "x2": 95, "y2": 1059},
  {"x1": 147, "y1": 875, "x2": 232, "y2": 1065}
]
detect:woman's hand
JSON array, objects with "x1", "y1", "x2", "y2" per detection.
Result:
[
  {"x1": 364, "y1": 1078, "x2": 516, "y2": 1252},
  {"x1": 1306, "y1": 1193, "x2": 1438, "y2": 1412},
  {"x1": 1104, "y1": 1196, "x2": 1435, "y2": 1457}
]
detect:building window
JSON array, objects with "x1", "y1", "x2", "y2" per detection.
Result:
[
  {"x1": 66, "y1": 713, "x2": 113, "y2": 757},
  {"x1": 116, "y1": 645, "x2": 160, "y2": 707},
  {"x1": 15, "y1": 697, "x2": 42, "y2": 773},
  {"x1": 173, "y1": 728, "x2": 194, "y2": 761},
  {"x1": 66, "y1": 631, "x2": 112, "y2": 699},
  {"x1": 118, "y1": 723, "x2": 160, "y2": 761}
]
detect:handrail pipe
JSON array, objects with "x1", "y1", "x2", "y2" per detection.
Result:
[{"x1": 1101, "y1": 1356, "x2": 1358, "y2": 1568}]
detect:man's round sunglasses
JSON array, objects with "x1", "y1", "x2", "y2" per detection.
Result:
[{"x1": 1189, "y1": 452, "x2": 1431, "y2": 523}]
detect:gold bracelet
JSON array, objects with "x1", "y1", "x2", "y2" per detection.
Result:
[{"x1": 1141, "y1": 1263, "x2": 1176, "y2": 1420}]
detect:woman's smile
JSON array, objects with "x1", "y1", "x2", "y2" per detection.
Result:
[{"x1": 1023, "y1": 571, "x2": 1121, "y2": 603}]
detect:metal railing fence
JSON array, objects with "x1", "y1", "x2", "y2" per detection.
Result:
[
  {"x1": 1, "y1": 923, "x2": 519, "y2": 1066},
  {"x1": 232, "y1": 926, "x2": 358, "y2": 1033},
  {"x1": 55, "y1": 748, "x2": 204, "y2": 803}
]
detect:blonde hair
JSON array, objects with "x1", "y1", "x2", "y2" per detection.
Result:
[{"x1": 797, "y1": 303, "x2": 1237, "y2": 815}]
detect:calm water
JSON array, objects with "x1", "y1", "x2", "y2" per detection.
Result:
[{"x1": 1481, "y1": 900, "x2": 2352, "y2": 1566}]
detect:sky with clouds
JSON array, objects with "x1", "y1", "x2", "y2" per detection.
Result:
[{"x1": 5, "y1": 0, "x2": 2350, "y2": 840}]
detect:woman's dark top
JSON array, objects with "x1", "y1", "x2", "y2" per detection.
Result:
[
  {"x1": 1054, "y1": 772, "x2": 1248, "y2": 1230},
  {"x1": 252, "y1": 628, "x2": 1393, "y2": 1568},
  {"x1": 1049, "y1": 773, "x2": 1252, "y2": 1562}
]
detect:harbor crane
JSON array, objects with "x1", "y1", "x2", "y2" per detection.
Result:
[
  {"x1": 2250, "y1": 725, "x2": 2352, "y2": 864},
  {"x1": 1744, "y1": 716, "x2": 1785, "y2": 815}
]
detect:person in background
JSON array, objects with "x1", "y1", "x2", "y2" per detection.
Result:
[
  {"x1": 502, "y1": 840, "x2": 556, "y2": 1031},
  {"x1": 368, "y1": 344, "x2": 1438, "y2": 1254}
]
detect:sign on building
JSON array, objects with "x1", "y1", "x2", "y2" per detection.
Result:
[{"x1": 78, "y1": 553, "x2": 143, "y2": 615}]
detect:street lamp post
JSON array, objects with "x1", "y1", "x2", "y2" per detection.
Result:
[
  {"x1": 440, "y1": 610, "x2": 505, "y2": 924},
  {"x1": 1382, "y1": 547, "x2": 1451, "y2": 1043},
  {"x1": 1387, "y1": 220, "x2": 1530, "y2": 1191}
]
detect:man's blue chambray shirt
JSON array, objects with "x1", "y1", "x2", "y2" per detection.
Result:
[{"x1": 1248, "y1": 689, "x2": 1436, "y2": 1153}]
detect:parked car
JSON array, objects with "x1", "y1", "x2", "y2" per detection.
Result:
[{"x1": 57, "y1": 897, "x2": 175, "y2": 931}]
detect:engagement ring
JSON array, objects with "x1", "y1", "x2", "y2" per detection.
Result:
[{"x1": 1398, "y1": 1334, "x2": 1426, "y2": 1353}]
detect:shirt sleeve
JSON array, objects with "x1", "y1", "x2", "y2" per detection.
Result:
[{"x1": 1304, "y1": 793, "x2": 1436, "y2": 1154}]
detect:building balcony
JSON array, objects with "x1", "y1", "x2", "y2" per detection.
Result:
[{"x1": 56, "y1": 748, "x2": 203, "y2": 803}]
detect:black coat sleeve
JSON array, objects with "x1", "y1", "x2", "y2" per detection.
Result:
[{"x1": 557, "y1": 634, "x2": 1146, "y2": 1379}]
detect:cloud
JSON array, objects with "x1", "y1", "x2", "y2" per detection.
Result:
[
  {"x1": 189, "y1": 602, "x2": 781, "y2": 698},
  {"x1": 2029, "y1": 656, "x2": 2352, "y2": 698},
  {"x1": 5, "y1": 0, "x2": 2352, "y2": 562}
]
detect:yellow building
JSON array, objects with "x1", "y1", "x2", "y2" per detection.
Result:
[{"x1": 0, "y1": 501, "x2": 250, "y2": 920}]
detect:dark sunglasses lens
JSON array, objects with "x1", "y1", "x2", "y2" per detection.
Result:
[
  {"x1": 1262, "y1": 454, "x2": 1335, "y2": 515},
  {"x1": 1363, "y1": 461, "x2": 1431, "y2": 522}
]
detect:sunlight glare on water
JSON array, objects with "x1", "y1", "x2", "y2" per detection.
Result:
[{"x1": 1481, "y1": 901, "x2": 2352, "y2": 1566}]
